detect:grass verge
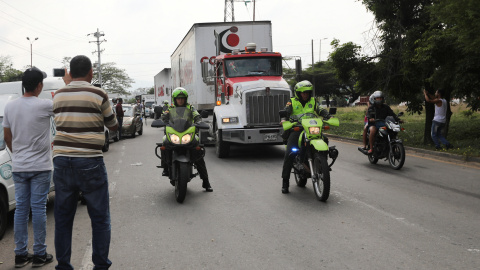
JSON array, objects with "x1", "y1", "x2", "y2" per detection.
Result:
[{"x1": 327, "y1": 104, "x2": 480, "y2": 160}]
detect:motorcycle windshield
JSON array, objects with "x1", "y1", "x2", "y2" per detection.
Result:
[
  {"x1": 291, "y1": 113, "x2": 318, "y2": 121},
  {"x1": 168, "y1": 107, "x2": 193, "y2": 133}
]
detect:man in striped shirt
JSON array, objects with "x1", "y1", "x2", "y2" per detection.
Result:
[{"x1": 52, "y1": 55, "x2": 117, "y2": 270}]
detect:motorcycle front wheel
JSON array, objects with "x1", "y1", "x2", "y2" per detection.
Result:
[
  {"x1": 312, "y1": 152, "x2": 330, "y2": 202},
  {"x1": 175, "y1": 162, "x2": 189, "y2": 203},
  {"x1": 388, "y1": 142, "x2": 405, "y2": 170}
]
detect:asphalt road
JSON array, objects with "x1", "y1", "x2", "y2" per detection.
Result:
[{"x1": 0, "y1": 123, "x2": 479, "y2": 270}]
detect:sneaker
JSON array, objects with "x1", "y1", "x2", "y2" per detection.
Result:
[
  {"x1": 32, "y1": 253, "x2": 53, "y2": 268},
  {"x1": 15, "y1": 253, "x2": 33, "y2": 268}
]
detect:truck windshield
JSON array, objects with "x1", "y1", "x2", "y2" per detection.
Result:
[{"x1": 225, "y1": 57, "x2": 282, "y2": 78}]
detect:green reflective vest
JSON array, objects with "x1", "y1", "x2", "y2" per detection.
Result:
[{"x1": 291, "y1": 97, "x2": 317, "y2": 116}]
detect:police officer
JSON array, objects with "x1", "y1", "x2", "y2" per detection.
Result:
[
  {"x1": 161, "y1": 87, "x2": 213, "y2": 192},
  {"x1": 280, "y1": 80, "x2": 330, "y2": 194}
]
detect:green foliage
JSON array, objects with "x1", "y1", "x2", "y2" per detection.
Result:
[
  {"x1": 93, "y1": 62, "x2": 134, "y2": 95},
  {"x1": 0, "y1": 56, "x2": 23, "y2": 82},
  {"x1": 147, "y1": 87, "x2": 154, "y2": 94}
]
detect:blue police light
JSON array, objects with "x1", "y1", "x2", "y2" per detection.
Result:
[{"x1": 291, "y1": 147, "x2": 299, "y2": 152}]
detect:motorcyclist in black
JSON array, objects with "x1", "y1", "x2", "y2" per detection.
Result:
[
  {"x1": 364, "y1": 91, "x2": 401, "y2": 154},
  {"x1": 281, "y1": 80, "x2": 330, "y2": 194},
  {"x1": 161, "y1": 87, "x2": 213, "y2": 192}
]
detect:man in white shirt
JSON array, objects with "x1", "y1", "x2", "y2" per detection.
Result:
[
  {"x1": 424, "y1": 88, "x2": 453, "y2": 150},
  {"x1": 3, "y1": 67, "x2": 54, "y2": 268}
]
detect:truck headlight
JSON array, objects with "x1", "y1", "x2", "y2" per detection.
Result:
[
  {"x1": 309, "y1": 127, "x2": 320, "y2": 134},
  {"x1": 222, "y1": 117, "x2": 238, "y2": 123},
  {"x1": 181, "y1": 134, "x2": 192, "y2": 144},
  {"x1": 170, "y1": 134, "x2": 180, "y2": 144}
]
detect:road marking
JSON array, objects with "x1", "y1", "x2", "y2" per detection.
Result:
[
  {"x1": 333, "y1": 190, "x2": 417, "y2": 228},
  {"x1": 331, "y1": 138, "x2": 480, "y2": 170},
  {"x1": 79, "y1": 239, "x2": 93, "y2": 270}
]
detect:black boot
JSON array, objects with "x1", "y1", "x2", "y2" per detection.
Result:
[
  {"x1": 202, "y1": 179, "x2": 213, "y2": 192},
  {"x1": 162, "y1": 168, "x2": 169, "y2": 176},
  {"x1": 282, "y1": 178, "x2": 289, "y2": 194}
]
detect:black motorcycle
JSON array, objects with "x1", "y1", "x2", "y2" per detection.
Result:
[
  {"x1": 358, "y1": 112, "x2": 405, "y2": 170},
  {"x1": 151, "y1": 107, "x2": 209, "y2": 203}
]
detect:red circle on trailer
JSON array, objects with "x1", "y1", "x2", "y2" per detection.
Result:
[
  {"x1": 226, "y1": 34, "x2": 240, "y2": 47},
  {"x1": 209, "y1": 56, "x2": 216, "y2": 65}
]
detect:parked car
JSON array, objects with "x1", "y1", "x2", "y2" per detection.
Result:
[
  {"x1": 122, "y1": 105, "x2": 143, "y2": 138},
  {"x1": 102, "y1": 105, "x2": 120, "y2": 152}
]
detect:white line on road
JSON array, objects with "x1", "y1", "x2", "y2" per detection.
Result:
[{"x1": 79, "y1": 239, "x2": 93, "y2": 270}]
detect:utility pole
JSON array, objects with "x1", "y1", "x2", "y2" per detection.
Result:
[
  {"x1": 88, "y1": 28, "x2": 106, "y2": 86},
  {"x1": 224, "y1": 0, "x2": 235, "y2": 22},
  {"x1": 253, "y1": 0, "x2": 256, "y2": 21}
]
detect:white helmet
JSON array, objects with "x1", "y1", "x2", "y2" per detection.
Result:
[{"x1": 370, "y1": 91, "x2": 385, "y2": 105}]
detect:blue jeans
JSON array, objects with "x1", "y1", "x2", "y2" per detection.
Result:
[
  {"x1": 117, "y1": 117, "x2": 123, "y2": 139},
  {"x1": 13, "y1": 171, "x2": 52, "y2": 256},
  {"x1": 431, "y1": 120, "x2": 450, "y2": 148},
  {"x1": 53, "y1": 157, "x2": 112, "y2": 270}
]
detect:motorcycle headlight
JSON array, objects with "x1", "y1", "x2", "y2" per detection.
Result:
[
  {"x1": 181, "y1": 134, "x2": 192, "y2": 144},
  {"x1": 309, "y1": 127, "x2": 320, "y2": 134},
  {"x1": 170, "y1": 134, "x2": 180, "y2": 144}
]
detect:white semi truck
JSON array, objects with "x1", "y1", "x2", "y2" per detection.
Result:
[{"x1": 170, "y1": 21, "x2": 291, "y2": 158}]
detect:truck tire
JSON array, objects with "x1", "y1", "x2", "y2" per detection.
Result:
[{"x1": 215, "y1": 126, "x2": 230, "y2": 158}]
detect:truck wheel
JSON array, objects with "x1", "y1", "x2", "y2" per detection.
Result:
[
  {"x1": 0, "y1": 194, "x2": 8, "y2": 240},
  {"x1": 215, "y1": 126, "x2": 230, "y2": 158}
]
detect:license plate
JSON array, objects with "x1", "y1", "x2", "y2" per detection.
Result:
[{"x1": 264, "y1": 134, "x2": 277, "y2": 141}]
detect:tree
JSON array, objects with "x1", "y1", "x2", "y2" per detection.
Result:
[
  {"x1": 416, "y1": 0, "x2": 480, "y2": 111},
  {"x1": 92, "y1": 62, "x2": 134, "y2": 95},
  {"x1": 0, "y1": 56, "x2": 23, "y2": 82},
  {"x1": 329, "y1": 39, "x2": 379, "y2": 104},
  {"x1": 301, "y1": 61, "x2": 342, "y2": 107},
  {"x1": 147, "y1": 87, "x2": 154, "y2": 94}
]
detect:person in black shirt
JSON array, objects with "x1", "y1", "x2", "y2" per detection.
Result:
[{"x1": 364, "y1": 91, "x2": 400, "y2": 154}]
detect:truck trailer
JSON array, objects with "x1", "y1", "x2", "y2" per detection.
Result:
[{"x1": 170, "y1": 21, "x2": 291, "y2": 158}]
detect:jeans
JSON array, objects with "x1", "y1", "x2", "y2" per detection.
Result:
[
  {"x1": 13, "y1": 171, "x2": 52, "y2": 256},
  {"x1": 117, "y1": 117, "x2": 123, "y2": 139},
  {"x1": 431, "y1": 120, "x2": 450, "y2": 148},
  {"x1": 53, "y1": 156, "x2": 112, "y2": 270}
]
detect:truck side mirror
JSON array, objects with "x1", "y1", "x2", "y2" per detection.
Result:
[{"x1": 328, "y1": 107, "x2": 337, "y2": 115}]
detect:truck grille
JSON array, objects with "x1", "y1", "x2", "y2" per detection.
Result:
[{"x1": 246, "y1": 92, "x2": 290, "y2": 126}]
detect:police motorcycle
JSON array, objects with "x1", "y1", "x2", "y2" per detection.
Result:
[
  {"x1": 358, "y1": 112, "x2": 405, "y2": 170},
  {"x1": 151, "y1": 107, "x2": 209, "y2": 203},
  {"x1": 280, "y1": 108, "x2": 339, "y2": 202}
]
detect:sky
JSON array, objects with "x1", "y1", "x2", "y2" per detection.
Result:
[{"x1": 0, "y1": 0, "x2": 376, "y2": 92}]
